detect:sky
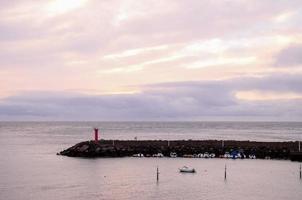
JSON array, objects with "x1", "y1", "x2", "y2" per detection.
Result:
[{"x1": 1, "y1": 0, "x2": 302, "y2": 121}]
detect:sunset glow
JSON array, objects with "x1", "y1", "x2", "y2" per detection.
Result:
[
  {"x1": 46, "y1": 0, "x2": 88, "y2": 15},
  {"x1": 236, "y1": 90, "x2": 302, "y2": 101},
  {"x1": 1, "y1": 0, "x2": 302, "y2": 120}
]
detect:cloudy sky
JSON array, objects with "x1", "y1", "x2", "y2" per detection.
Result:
[{"x1": 1, "y1": 0, "x2": 302, "y2": 121}]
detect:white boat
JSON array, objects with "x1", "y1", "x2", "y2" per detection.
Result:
[
  {"x1": 203, "y1": 152, "x2": 209, "y2": 158},
  {"x1": 132, "y1": 153, "x2": 144, "y2": 157},
  {"x1": 170, "y1": 152, "x2": 177, "y2": 158},
  {"x1": 179, "y1": 166, "x2": 196, "y2": 173},
  {"x1": 197, "y1": 153, "x2": 204, "y2": 158},
  {"x1": 224, "y1": 152, "x2": 231, "y2": 158},
  {"x1": 152, "y1": 153, "x2": 164, "y2": 157},
  {"x1": 235, "y1": 153, "x2": 242, "y2": 159}
]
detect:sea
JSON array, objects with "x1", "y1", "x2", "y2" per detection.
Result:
[{"x1": 0, "y1": 121, "x2": 302, "y2": 200}]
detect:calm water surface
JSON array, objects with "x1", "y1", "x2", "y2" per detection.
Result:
[{"x1": 0, "y1": 122, "x2": 301, "y2": 200}]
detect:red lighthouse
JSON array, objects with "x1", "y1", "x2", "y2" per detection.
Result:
[{"x1": 94, "y1": 128, "x2": 99, "y2": 142}]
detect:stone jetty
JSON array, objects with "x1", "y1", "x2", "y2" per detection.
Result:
[{"x1": 58, "y1": 140, "x2": 302, "y2": 161}]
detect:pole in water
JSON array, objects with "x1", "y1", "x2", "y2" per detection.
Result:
[
  {"x1": 224, "y1": 164, "x2": 227, "y2": 180},
  {"x1": 299, "y1": 141, "x2": 301, "y2": 152},
  {"x1": 157, "y1": 166, "x2": 159, "y2": 182},
  {"x1": 300, "y1": 164, "x2": 302, "y2": 179}
]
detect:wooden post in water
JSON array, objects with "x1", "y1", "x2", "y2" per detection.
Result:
[
  {"x1": 224, "y1": 164, "x2": 227, "y2": 180},
  {"x1": 168, "y1": 133, "x2": 170, "y2": 147},
  {"x1": 157, "y1": 166, "x2": 159, "y2": 182},
  {"x1": 300, "y1": 164, "x2": 302, "y2": 179},
  {"x1": 299, "y1": 141, "x2": 301, "y2": 152}
]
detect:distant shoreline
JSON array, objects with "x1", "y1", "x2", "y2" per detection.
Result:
[
  {"x1": 2, "y1": 120, "x2": 302, "y2": 122},
  {"x1": 59, "y1": 139, "x2": 302, "y2": 161}
]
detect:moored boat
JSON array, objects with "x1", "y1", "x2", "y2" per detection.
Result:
[
  {"x1": 249, "y1": 154, "x2": 256, "y2": 159},
  {"x1": 170, "y1": 152, "x2": 177, "y2": 158},
  {"x1": 132, "y1": 153, "x2": 144, "y2": 157},
  {"x1": 179, "y1": 166, "x2": 196, "y2": 173},
  {"x1": 152, "y1": 153, "x2": 164, "y2": 157},
  {"x1": 197, "y1": 153, "x2": 204, "y2": 158},
  {"x1": 203, "y1": 152, "x2": 210, "y2": 158}
]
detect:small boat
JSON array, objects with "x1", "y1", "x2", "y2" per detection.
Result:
[
  {"x1": 170, "y1": 152, "x2": 177, "y2": 158},
  {"x1": 179, "y1": 166, "x2": 196, "y2": 173},
  {"x1": 197, "y1": 153, "x2": 204, "y2": 158},
  {"x1": 231, "y1": 151, "x2": 241, "y2": 159},
  {"x1": 152, "y1": 153, "x2": 164, "y2": 157},
  {"x1": 224, "y1": 152, "x2": 231, "y2": 158},
  {"x1": 236, "y1": 153, "x2": 242, "y2": 159},
  {"x1": 132, "y1": 153, "x2": 144, "y2": 157},
  {"x1": 203, "y1": 152, "x2": 209, "y2": 158}
]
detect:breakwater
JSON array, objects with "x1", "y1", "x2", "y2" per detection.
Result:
[{"x1": 58, "y1": 140, "x2": 302, "y2": 161}]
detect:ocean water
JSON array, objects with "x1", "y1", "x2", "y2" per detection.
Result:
[{"x1": 0, "y1": 121, "x2": 302, "y2": 200}]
